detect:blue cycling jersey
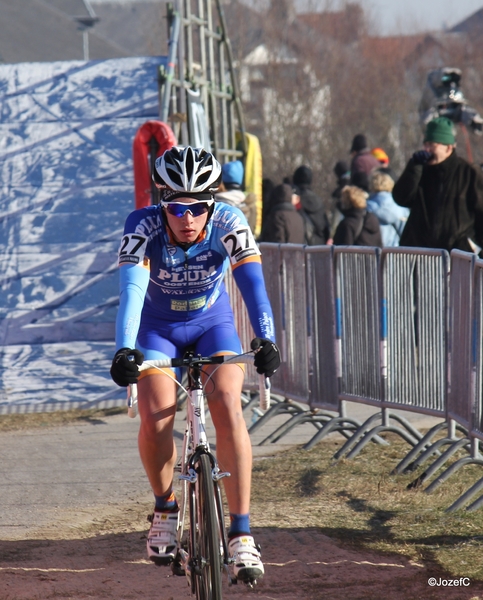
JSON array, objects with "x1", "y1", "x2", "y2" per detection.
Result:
[{"x1": 115, "y1": 202, "x2": 275, "y2": 351}]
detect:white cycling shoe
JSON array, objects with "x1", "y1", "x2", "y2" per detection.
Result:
[
  {"x1": 147, "y1": 511, "x2": 179, "y2": 565},
  {"x1": 228, "y1": 534, "x2": 264, "y2": 582}
]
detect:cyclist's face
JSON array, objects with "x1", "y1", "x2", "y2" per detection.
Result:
[{"x1": 164, "y1": 198, "x2": 209, "y2": 244}]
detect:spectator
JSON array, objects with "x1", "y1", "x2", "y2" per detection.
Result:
[
  {"x1": 393, "y1": 116, "x2": 483, "y2": 253},
  {"x1": 371, "y1": 146, "x2": 397, "y2": 179},
  {"x1": 350, "y1": 170, "x2": 370, "y2": 193},
  {"x1": 350, "y1": 134, "x2": 380, "y2": 176},
  {"x1": 259, "y1": 183, "x2": 305, "y2": 244},
  {"x1": 332, "y1": 160, "x2": 350, "y2": 201},
  {"x1": 216, "y1": 160, "x2": 257, "y2": 231},
  {"x1": 292, "y1": 165, "x2": 330, "y2": 245},
  {"x1": 330, "y1": 160, "x2": 350, "y2": 237},
  {"x1": 371, "y1": 147, "x2": 390, "y2": 167},
  {"x1": 260, "y1": 177, "x2": 276, "y2": 239},
  {"x1": 367, "y1": 171, "x2": 409, "y2": 247},
  {"x1": 333, "y1": 185, "x2": 382, "y2": 247}
]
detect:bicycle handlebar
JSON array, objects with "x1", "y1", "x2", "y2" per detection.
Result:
[{"x1": 129, "y1": 352, "x2": 271, "y2": 414}]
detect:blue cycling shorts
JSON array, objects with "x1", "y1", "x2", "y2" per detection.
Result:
[{"x1": 136, "y1": 295, "x2": 242, "y2": 378}]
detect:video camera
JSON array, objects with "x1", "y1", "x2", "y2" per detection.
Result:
[{"x1": 419, "y1": 67, "x2": 483, "y2": 135}]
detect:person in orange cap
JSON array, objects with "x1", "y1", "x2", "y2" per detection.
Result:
[
  {"x1": 371, "y1": 147, "x2": 396, "y2": 179},
  {"x1": 371, "y1": 147, "x2": 389, "y2": 167}
]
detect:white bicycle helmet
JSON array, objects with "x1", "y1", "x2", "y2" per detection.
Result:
[{"x1": 153, "y1": 146, "x2": 222, "y2": 193}]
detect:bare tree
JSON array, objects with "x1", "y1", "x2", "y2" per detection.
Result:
[{"x1": 235, "y1": 0, "x2": 483, "y2": 202}]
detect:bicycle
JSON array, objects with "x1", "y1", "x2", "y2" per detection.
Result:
[{"x1": 128, "y1": 350, "x2": 270, "y2": 599}]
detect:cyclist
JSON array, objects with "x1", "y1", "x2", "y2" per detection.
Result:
[{"x1": 110, "y1": 146, "x2": 280, "y2": 583}]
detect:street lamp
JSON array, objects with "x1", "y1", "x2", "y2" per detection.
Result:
[{"x1": 74, "y1": 0, "x2": 99, "y2": 61}]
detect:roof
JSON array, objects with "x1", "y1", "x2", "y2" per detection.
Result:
[
  {"x1": 91, "y1": 1, "x2": 169, "y2": 57},
  {"x1": 360, "y1": 34, "x2": 427, "y2": 65},
  {"x1": 243, "y1": 43, "x2": 298, "y2": 66},
  {"x1": 450, "y1": 7, "x2": 483, "y2": 34},
  {"x1": 221, "y1": 0, "x2": 265, "y2": 62},
  {"x1": 0, "y1": 0, "x2": 129, "y2": 63},
  {"x1": 297, "y1": 4, "x2": 365, "y2": 43}
]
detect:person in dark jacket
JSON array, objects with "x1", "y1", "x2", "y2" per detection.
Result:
[
  {"x1": 333, "y1": 185, "x2": 383, "y2": 247},
  {"x1": 260, "y1": 183, "x2": 305, "y2": 244},
  {"x1": 329, "y1": 160, "x2": 350, "y2": 238},
  {"x1": 350, "y1": 170, "x2": 370, "y2": 193},
  {"x1": 350, "y1": 134, "x2": 380, "y2": 177},
  {"x1": 332, "y1": 160, "x2": 351, "y2": 201},
  {"x1": 393, "y1": 116, "x2": 483, "y2": 253},
  {"x1": 292, "y1": 165, "x2": 330, "y2": 245},
  {"x1": 261, "y1": 177, "x2": 275, "y2": 237}
]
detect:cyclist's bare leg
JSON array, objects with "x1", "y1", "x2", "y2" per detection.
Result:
[
  {"x1": 204, "y1": 363, "x2": 251, "y2": 514},
  {"x1": 137, "y1": 373, "x2": 178, "y2": 497}
]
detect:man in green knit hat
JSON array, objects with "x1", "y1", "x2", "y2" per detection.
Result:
[{"x1": 393, "y1": 116, "x2": 483, "y2": 252}]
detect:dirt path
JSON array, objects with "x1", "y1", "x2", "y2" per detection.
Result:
[
  {"x1": 1, "y1": 498, "x2": 483, "y2": 600},
  {"x1": 1, "y1": 414, "x2": 483, "y2": 599}
]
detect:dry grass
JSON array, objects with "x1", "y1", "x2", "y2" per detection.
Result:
[
  {"x1": 0, "y1": 406, "x2": 126, "y2": 432},
  {"x1": 250, "y1": 432, "x2": 483, "y2": 581},
  {"x1": 2, "y1": 410, "x2": 482, "y2": 584}
]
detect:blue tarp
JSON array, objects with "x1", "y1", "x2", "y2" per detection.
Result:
[{"x1": 0, "y1": 56, "x2": 167, "y2": 412}]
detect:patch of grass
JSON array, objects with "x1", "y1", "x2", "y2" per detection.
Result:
[
  {"x1": 0, "y1": 407, "x2": 127, "y2": 432},
  {"x1": 250, "y1": 433, "x2": 483, "y2": 581}
]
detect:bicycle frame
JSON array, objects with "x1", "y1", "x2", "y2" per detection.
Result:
[
  {"x1": 176, "y1": 358, "x2": 231, "y2": 595},
  {"x1": 127, "y1": 352, "x2": 270, "y2": 598}
]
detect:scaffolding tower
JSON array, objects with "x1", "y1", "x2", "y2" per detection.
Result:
[{"x1": 159, "y1": 0, "x2": 247, "y2": 162}]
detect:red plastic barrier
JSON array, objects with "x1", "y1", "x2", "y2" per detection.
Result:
[{"x1": 133, "y1": 120, "x2": 177, "y2": 209}]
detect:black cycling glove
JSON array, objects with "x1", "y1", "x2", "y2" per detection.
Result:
[
  {"x1": 110, "y1": 347, "x2": 144, "y2": 387},
  {"x1": 251, "y1": 337, "x2": 281, "y2": 378},
  {"x1": 412, "y1": 150, "x2": 432, "y2": 166}
]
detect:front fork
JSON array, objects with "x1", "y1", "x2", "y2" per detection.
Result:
[{"x1": 177, "y1": 451, "x2": 231, "y2": 584}]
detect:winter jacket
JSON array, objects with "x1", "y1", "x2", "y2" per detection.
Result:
[
  {"x1": 350, "y1": 149, "x2": 380, "y2": 177},
  {"x1": 260, "y1": 183, "x2": 305, "y2": 244},
  {"x1": 367, "y1": 191, "x2": 410, "y2": 247},
  {"x1": 260, "y1": 203, "x2": 305, "y2": 244},
  {"x1": 296, "y1": 184, "x2": 330, "y2": 245},
  {"x1": 215, "y1": 188, "x2": 257, "y2": 232},
  {"x1": 393, "y1": 151, "x2": 483, "y2": 252},
  {"x1": 333, "y1": 208, "x2": 383, "y2": 247}
]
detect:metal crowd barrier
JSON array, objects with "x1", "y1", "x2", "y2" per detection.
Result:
[
  {"x1": 382, "y1": 249, "x2": 455, "y2": 478},
  {"x1": 382, "y1": 249, "x2": 448, "y2": 412},
  {"x1": 225, "y1": 243, "x2": 483, "y2": 510},
  {"x1": 225, "y1": 245, "x2": 312, "y2": 431},
  {"x1": 305, "y1": 246, "x2": 338, "y2": 410},
  {"x1": 335, "y1": 247, "x2": 381, "y2": 403},
  {"x1": 302, "y1": 246, "x2": 381, "y2": 449},
  {"x1": 473, "y1": 260, "x2": 483, "y2": 444},
  {"x1": 423, "y1": 252, "x2": 483, "y2": 511},
  {"x1": 325, "y1": 248, "x2": 387, "y2": 457},
  {"x1": 263, "y1": 245, "x2": 356, "y2": 448},
  {"x1": 332, "y1": 248, "x2": 433, "y2": 459},
  {"x1": 251, "y1": 244, "x2": 318, "y2": 443},
  {"x1": 455, "y1": 259, "x2": 483, "y2": 511},
  {"x1": 223, "y1": 262, "x2": 258, "y2": 392}
]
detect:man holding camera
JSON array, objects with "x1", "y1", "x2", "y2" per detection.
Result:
[{"x1": 393, "y1": 116, "x2": 483, "y2": 253}]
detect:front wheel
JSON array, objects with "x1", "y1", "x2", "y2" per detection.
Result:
[{"x1": 190, "y1": 452, "x2": 223, "y2": 600}]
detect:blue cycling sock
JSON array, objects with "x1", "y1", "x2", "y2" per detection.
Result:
[
  {"x1": 154, "y1": 491, "x2": 178, "y2": 512},
  {"x1": 228, "y1": 513, "x2": 250, "y2": 538}
]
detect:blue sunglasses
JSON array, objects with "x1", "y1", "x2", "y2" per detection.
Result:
[{"x1": 162, "y1": 200, "x2": 214, "y2": 218}]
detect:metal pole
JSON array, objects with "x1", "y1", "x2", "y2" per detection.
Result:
[
  {"x1": 83, "y1": 30, "x2": 89, "y2": 61},
  {"x1": 160, "y1": 10, "x2": 180, "y2": 123},
  {"x1": 213, "y1": 0, "x2": 247, "y2": 157}
]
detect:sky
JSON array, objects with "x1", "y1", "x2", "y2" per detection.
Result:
[
  {"x1": 90, "y1": 0, "x2": 483, "y2": 37},
  {"x1": 355, "y1": 0, "x2": 483, "y2": 36}
]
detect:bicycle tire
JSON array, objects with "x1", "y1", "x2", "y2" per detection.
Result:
[{"x1": 191, "y1": 452, "x2": 223, "y2": 600}]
